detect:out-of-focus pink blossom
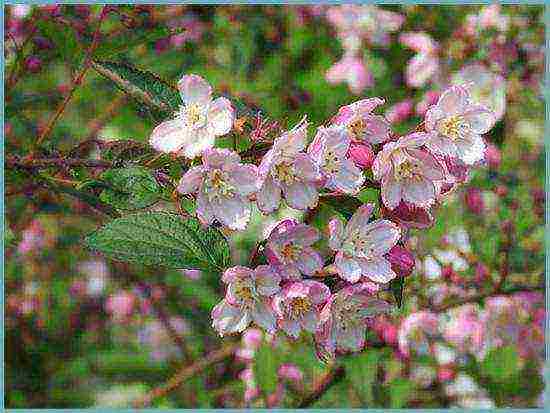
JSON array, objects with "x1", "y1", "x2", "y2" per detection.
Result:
[
  {"x1": 17, "y1": 220, "x2": 45, "y2": 255},
  {"x1": 265, "y1": 221, "x2": 323, "y2": 280},
  {"x1": 278, "y1": 363, "x2": 304, "y2": 385},
  {"x1": 105, "y1": 291, "x2": 136, "y2": 321},
  {"x1": 437, "y1": 366, "x2": 456, "y2": 382},
  {"x1": 484, "y1": 143, "x2": 501, "y2": 169},
  {"x1": 400, "y1": 32, "x2": 440, "y2": 88},
  {"x1": 385, "y1": 99, "x2": 414, "y2": 124},
  {"x1": 442, "y1": 304, "x2": 484, "y2": 355},
  {"x1": 398, "y1": 311, "x2": 440, "y2": 358},
  {"x1": 307, "y1": 125, "x2": 365, "y2": 194},
  {"x1": 177, "y1": 148, "x2": 258, "y2": 230},
  {"x1": 373, "y1": 132, "x2": 446, "y2": 210},
  {"x1": 465, "y1": 187, "x2": 485, "y2": 215},
  {"x1": 236, "y1": 328, "x2": 263, "y2": 362},
  {"x1": 328, "y1": 203, "x2": 401, "y2": 283},
  {"x1": 325, "y1": 54, "x2": 373, "y2": 95},
  {"x1": 465, "y1": 4, "x2": 509, "y2": 35},
  {"x1": 181, "y1": 269, "x2": 202, "y2": 280},
  {"x1": 452, "y1": 64, "x2": 506, "y2": 121}
]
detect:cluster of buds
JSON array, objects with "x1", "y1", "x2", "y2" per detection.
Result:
[{"x1": 149, "y1": 74, "x2": 497, "y2": 359}]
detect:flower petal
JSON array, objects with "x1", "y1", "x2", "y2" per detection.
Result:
[
  {"x1": 196, "y1": 192, "x2": 215, "y2": 226},
  {"x1": 179, "y1": 127, "x2": 216, "y2": 159},
  {"x1": 463, "y1": 105, "x2": 496, "y2": 134},
  {"x1": 210, "y1": 196, "x2": 251, "y2": 230},
  {"x1": 335, "y1": 253, "x2": 362, "y2": 283},
  {"x1": 149, "y1": 118, "x2": 189, "y2": 153},
  {"x1": 381, "y1": 175, "x2": 403, "y2": 210},
  {"x1": 293, "y1": 154, "x2": 321, "y2": 182},
  {"x1": 357, "y1": 257, "x2": 396, "y2": 284},
  {"x1": 328, "y1": 218, "x2": 345, "y2": 250},
  {"x1": 211, "y1": 299, "x2": 250, "y2": 336},
  {"x1": 346, "y1": 203, "x2": 375, "y2": 236},
  {"x1": 403, "y1": 176, "x2": 436, "y2": 207},
  {"x1": 363, "y1": 115, "x2": 392, "y2": 144},
  {"x1": 251, "y1": 300, "x2": 277, "y2": 332},
  {"x1": 283, "y1": 182, "x2": 319, "y2": 211},
  {"x1": 177, "y1": 165, "x2": 204, "y2": 194},
  {"x1": 178, "y1": 74, "x2": 212, "y2": 106},
  {"x1": 208, "y1": 97, "x2": 235, "y2": 136},
  {"x1": 437, "y1": 85, "x2": 469, "y2": 115},
  {"x1": 254, "y1": 265, "x2": 282, "y2": 296},
  {"x1": 295, "y1": 247, "x2": 323, "y2": 276},
  {"x1": 257, "y1": 176, "x2": 282, "y2": 214},
  {"x1": 227, "y1": 164, "x2": 259, "y2": 196},
  {"x1": 362, "y1": 219, "x2": 401, "y2": 256},
  {"x1": 456, "y1": 134, "x2": 486, "y2": 165},
  {"x1": 330, "y1": 159, "x2": 365, "y2": 194}
]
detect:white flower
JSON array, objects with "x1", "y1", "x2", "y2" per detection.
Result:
[{"x1": 149, "y1": 74, "x2": 234, "y2": 159}]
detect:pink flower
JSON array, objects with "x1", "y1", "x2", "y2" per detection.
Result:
[
  {"x1": 385, "y1": 99, "x2": 414, "y2": 124},
  {"x1": 278, "y1": 363, "x2": 304, "y2": 385},
  {"x1": 398, "y1": 311, "x2": 440, "y2": 357},
  {"x1": 236, "y1": 328, "x2": 263, "y2": 361},
  {"x1": 273, "y1": 280, "x2": 330, "y2": 338},
  {"x1": 348, "y1": 142, "x2": 375, "y2": 169},
  {"x1": 425, "y1": 85, "x2": 496, "y2": 165},
  {"x1": 265, "y1": 221, "x2": 323, "y2": 280},
  {"x1": 212, "y1": 266, "x2": 281, "y2": 336},
  {"x1": 149, "y1": 74, "x2": 234, "y2": 158},
  {"x1": 332, "y1": 98, "x2": 391, "y2": 144},
  {"x1": 17, "y1": 220, "x2": 45, "y2": 255},
  {"x1": 105, "y1": 291, "x2": 135, "y2": 321},
  {"x1": 415, "y1": 90, "x2": 440, "y2": 116},
  {"x1": 256, "y1": 118, "x2": 321, "y2": 213},
  {"x1": 387, "y1": 245, "x2": 415, "y2": 277},
  {"x1": 177, "y1": 148, "x2": 258, "y2": 230},
  {"x1": 382, "y1": 201, "x2": 435, "y2": 230},
  {"x1": 328, "y1": 203, "x2": 401, "y2": 283},
  {"x1": 373, "y1": 132, "x2": 445, "y2": 210},
  {"x1": 307, "y1": 125, "x2": 365, "y2": 194},
  {"x1": 315, "y1": 282, "x2": 390, "y2": 357},
  {"x1": 484, "y1": 143, "x2": 501, "y2": 169},
  {"x1": 400, "y1": 32, "x2": 439, "y2": 88},
  {"x1": 452, "y1": 64, "x2": 506, "y2": 121},
  {"x1": 442, "y1": 304, "x2": 484, "y2": 355},
  {"x1": 325, "y1": 54, "x2": 373, "y2": 95},
  {"x1": 465, "y1": 187, "x2": 485, "y2": 215}
]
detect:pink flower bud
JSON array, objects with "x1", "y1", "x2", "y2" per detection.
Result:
[
  {"x1": 154, "y1": 37, "x2": 171, "y2": 54},
  {"x1": 474, "y1": 263, "x2": 489, "y2": 284},
  {"x1": 105, "y1": 291, "x2": 135, "y2": 320},
  {"x1": 25, "y1": 56, "x2": 42, "y2": 73},
  {"x1": 242, "y1": 328, "x2": 263, "y2": 350},
  {"x1": 278, "y1": 363, "x2": 303, "y2": 384},
  {"x1": 383, "y1": 201, "x2": 435, "y2": 230},
  {"x1": 387, "y1": 245, "x2": 415, "y2": 277},
  {"x1": 441, "y1": 265, "x2": 455, "y2": 280},
  {"x1": 484, "y1": 143, "x2": 501, "y2": 169},
  {"x1": 437, "y1": 366, "x2": 456, "y2": 382},
  {"x1": 465, "y1": 187, "x2": 484, "y2": 215},
  {"x1": 385, "y1": 99, "x2": 414, "y2": 124},
  {"x1": 348, "y1": 143, "x2": 375, "y2": 169}
]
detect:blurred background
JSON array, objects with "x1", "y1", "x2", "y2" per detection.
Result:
[{"x1": 4, "y1": 4, "x2": 546, "y2": 408}]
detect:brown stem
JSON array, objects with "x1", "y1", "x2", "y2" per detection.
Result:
[
  {"x1": 34, "y1": 6, "x2": 109, "y2": 149},
  {"x1": 298, "y1": 365, "x2": 346, "y2": 408},
  {"x1": 133, "y1": 343, "x2": 238, "y2": 407},
  {"x1": 6, "y1": 155, "x2": 112, "y2": 170}
]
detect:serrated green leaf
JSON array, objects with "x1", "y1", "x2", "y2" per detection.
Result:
[
  {"x1": 84, "y1": 212, "x2": 231, "y2": 272},
  {"x1": 92, "y1": 60, "x2": 181, "y2": 113},
  {"x1": 254, "y1": 342, "x2": 281, "y2": 395},
  {"x1": 99, "y1": 166, "x2": 160, "y2": 211}
]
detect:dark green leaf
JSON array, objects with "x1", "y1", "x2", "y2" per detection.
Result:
[
  {"x1": 389, "y1": 276, "x2": 405, "y2": 308},
  {"x1": 320, "y1": 194, "x2": 362, "y2": 219},
  {"x1": 99, "y1": 166, "x2": 160, "y2": 211},
  {"x1": 343, "y1": 350, "x2": 380, "y2": 404},
  {"x1": 481, "y1": 346, "x2": 520, "y2": 382},
  {"x1": 92, "y1": 60, "x2": 181, "y2": 113},
  {"x1": 84, "y1": 212, "x2": 231, "y2": 272}
]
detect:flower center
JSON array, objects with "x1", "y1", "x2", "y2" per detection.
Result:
[
  {"x1": 289, "y1": 296, "x2": 312, "y2": 319},
  {"x1": 394, "y1": 159, "x2": 422, "y2": 182},
  {"x1": 205, "y1": 169, "x2": 235, "y2": 200},
  {"x1": 348, "y1": 118, "x2": 366, "y2": 138},
  {"x1": 234, "y1": 282, "x2": 255, "y2": 304},
  {"x1": 335, "y1": 299, "x2": 361, "y2": 331},
  {"x1": 439, "y1": 114, "x2": 469, "y2": 140},
  {"x1": 279, "y1": 243, "x2": 302, "y2": 263},
  {"x1": 274, "y1": 161, "x2": 298, "y2": 185},
  {"x1": 183, "y1": 103, "x2": 206, "y2": 128},
  {"x1": 324, "y1": 149, "x2": 341, "y2": 174}
]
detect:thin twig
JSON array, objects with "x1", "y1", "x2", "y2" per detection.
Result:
[
  {"x1": 133, "y1": 343, "x2": 238, "y2": 407},
  {"x1": 6, "y1": 155, "x2": 112, "y2": 169},
  {"x1": 34, "y1": 6, "x2": 109, "y2": 149}
]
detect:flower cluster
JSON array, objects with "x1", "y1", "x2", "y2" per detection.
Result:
[{"x1": 148, "y1": 74, "x2": 497, "y2": 359}]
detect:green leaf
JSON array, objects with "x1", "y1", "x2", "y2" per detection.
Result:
[
  {"x1": 320, "y1": 195, "x2": 362, "y2": 219},
  {"x1": 92, "y1": 60, "x2": 181, "y2": 113},
  {"x1": 84, "y1": 212, "x2": 231, "y2": 272},
  {"x1": 481, "y1": 345, "x2": 520, "y2": 382},
  {"x1": 37, "y1": 20, "x2": 82, "y2": 65},
  {"x1": 99, "y1": 166, "x2": 160, "y2": 211},
  {"x1": 253, "y1": 342, "x2": 281, "y2": 395},
  {"x1": 388, "y1": 378, "x2": 414, "y2": 408},
  {"x1": 101, "y1": 139, "x2": 157, "y2": 164},
  {"x1": 389, "y1": 276, "x2": 405, "y2": 308},
  {"x1": 343, "y1": 350, "x2": 380, "y2": 404}
]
